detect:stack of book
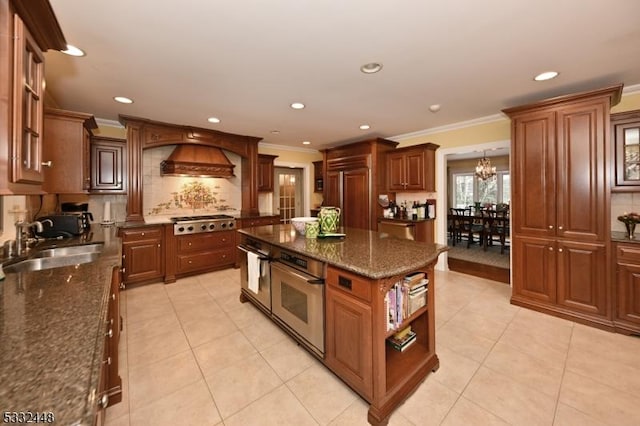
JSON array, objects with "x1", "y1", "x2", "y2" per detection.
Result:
[
  {"x1": 387, "y1": 325, "x2": 417, "y2": 352},
  {"x1": 385, "y1": 272, "x2": 429, "y2": 331}
]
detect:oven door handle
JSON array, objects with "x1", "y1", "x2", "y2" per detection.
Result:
[
  {"x1": 272, "y1": 261, "x2": 324, "y2": 285},
  {"x1": 307, "y1": 278, "x2": 325, "y2": 285},
  {"x1": 238, "y1": 245, "x2": 270, "y2": 261}
]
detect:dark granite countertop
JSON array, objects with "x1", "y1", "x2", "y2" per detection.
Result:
[
  {"x1": 0, "y1": 225, "x2": 121, "y2": 425},
  {"x1": 239, "y1": 224, "x2": 447, "y2": 279},
  {"x1": 612, "y1": 231, "x2": 640, "y2": 244},
  {"x1": 377, "y1": 217, "x2": 435, "y2": 223}
]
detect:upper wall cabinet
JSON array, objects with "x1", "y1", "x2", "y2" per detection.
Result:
[
  {"x1": 387, "y1": 143, "x2": 439, "y2": 192},
  {"x1": 612, "y1": 109, "x2": 640, "y2": 191},
  {"x1": 0, "y1": 0, "x2": 66, "y2": 194},
  {"x1": 90, "y1": 136, "x2": 126, "y2": 193},
  {"x1": 258, "y1": 154, "x2": 277, "y2": 192},
  {"x1": 313, "y1": 160, "x2": 323, "y2": 192},
  {"x1": 43, "y1": 108, "x2": 97, "y2": 194}
]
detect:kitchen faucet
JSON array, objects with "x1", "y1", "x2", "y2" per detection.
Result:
[{"x1": 14, "y1": 219, "x2": 47, "y2": 256}]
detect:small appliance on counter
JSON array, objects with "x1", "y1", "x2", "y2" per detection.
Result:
[
  {"x1": 35, "y1": 215, "x2": 85, "y2": 238},
  {"x1": 61, "y1": 202, "x2": 94, "y2": 232}
]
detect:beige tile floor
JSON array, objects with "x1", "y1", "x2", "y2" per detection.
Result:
[{"x1": 105, "y1": 268, "x2": 640, "y2": 426}]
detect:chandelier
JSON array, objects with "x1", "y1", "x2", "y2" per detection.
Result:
[{"x1": 475, "y1": 151, "x2": 496, "y2": 180}]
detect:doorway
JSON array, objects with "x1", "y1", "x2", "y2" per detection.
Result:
[{"x1": 274, "y1": 167, "x2": 303, "y2": 223}]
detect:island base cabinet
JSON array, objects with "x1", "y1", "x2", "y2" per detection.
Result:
[
  {"x1": 324, "y1": 264, "x2": 438, "y2": 426},
  {"x1": 325, "y1": 279, "x2": 373, "y2": 401}
]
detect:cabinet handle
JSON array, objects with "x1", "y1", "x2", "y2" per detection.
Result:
[
  {"x1": 103, "y1": 356, "x2": 112, "y2": 365},
  {"x1": 41, "y1": 160, "x2": 53, "y2": 167},
  {"x1": 97, "y1": 394, "x2": 109, "y2": 409}
]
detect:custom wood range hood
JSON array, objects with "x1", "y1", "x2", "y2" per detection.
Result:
[{"x1": 160, "y1": 144, "x2": 235, "y2": 178}]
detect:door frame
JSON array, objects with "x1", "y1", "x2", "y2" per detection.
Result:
[
  {"x1": 273, "y1": 160, "x2": 312, "y2": 217},
  {"x1": 436, "y1": 139, "x2": 511, "y2": 272}
]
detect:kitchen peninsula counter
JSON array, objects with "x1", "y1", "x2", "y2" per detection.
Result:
[
  {"x1": 239, "y1": 224, "x2": 446, "y2": 425},
  {"x1": 238, "y1": 224, "x2": 447, "y2": 279},
  {"x1": 0, "y1": 226, "x2": 121, "y2": 425}
]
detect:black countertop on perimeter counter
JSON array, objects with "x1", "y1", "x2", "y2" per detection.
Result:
[
  {"x1": 0, "y1": 225, "x2": 121, "y2": 426},
  {"x1": 612, "y1": 231, "x2": 640, "y2": 244}
]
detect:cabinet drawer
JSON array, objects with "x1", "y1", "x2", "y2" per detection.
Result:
[
  {"x1": 120, "y1": 227, "x2": 163, "y2": 242},
  {"x1": 616, "y1": 244, "x2": 640, "y2": 263},
  {"x1": 327, "y1": 267, "x2": 371, "y2": 303},
  {"x1": 177, "y1": 231, "x2": 234, "y2": 252},
  {"x1": 241, "y1": 217, "x2": 279, "y2": 227},
  {"x1": 177, "y1": 249, "x2": 234, "y2": 273}
]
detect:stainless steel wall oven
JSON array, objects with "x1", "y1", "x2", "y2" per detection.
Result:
[{"x1": 270, "y1": 247, "x2": 326, "y2": 357}]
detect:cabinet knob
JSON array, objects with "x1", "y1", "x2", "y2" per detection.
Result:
[
  {"x1": 558, "y1": 248, "x2": 563, "y2": 253},
  {"x1": 106, "y1": 328, "x2": 113, "y2": 338},
  {"x1": 188, "y1": 242, "x2": 192, "y2": 246},
  {"x1": 158, "y1": 243, "x2": 161, "y2": 248},
  {"x1": 188, "y1": 260, "x2": 193, "y2": 264},
  {"x1": 119, "y1": 282, "x2": 125, "y2": 290},
  {"x1": 548, "y1": 247, "x2": 553, "y2": 251},
  {"x1": 121, "y1": 267, "x2": 126, "y2": 274},
  {"x1": 97, "y1": 394, "x2": 109, "y2": 409},
  {"x1": 111, "y1": 293, "x2": 116, "y2": 301},
  {"x1": 558, "y1": 226, "x2": 563, "y2": 230},
  {"x1": 141, "y1": 232, "x2": 145, "y2": 236},
  {"x1": 103, "y1": 356, "x2": 112, "y2": 365},
  {"x1": 41, "y1": 160, "x2": 52, "y2": 167},
  {"x1": 548, "y1": 225, "x2": 554, "y2": 230}
]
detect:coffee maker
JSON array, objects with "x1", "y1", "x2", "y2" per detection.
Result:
[{"x1": 61, "y1": 202, "x2": 94, "y2": 232}]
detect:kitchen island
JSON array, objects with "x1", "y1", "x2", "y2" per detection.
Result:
[
  {"x1": 0, "y1": 226, "x2": 122, "y2": 426},
  {"x1": 238, "y1": 224, "x2": 447, "y2": 425}
]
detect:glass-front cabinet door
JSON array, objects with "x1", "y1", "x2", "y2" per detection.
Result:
[{"x1": 613, "y1": 110, "x2": 640, "y2": 190}]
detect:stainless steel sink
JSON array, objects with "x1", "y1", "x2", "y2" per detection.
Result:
[
  {"x1": 4, "y1": 252, "x2": 102, "y2": 273},
  {"x1": 34, "y1": 243, "x2": 104, "y2": 258},
  {"x1": 3, "y1": 243, "x2": 104, "y2": 273}
]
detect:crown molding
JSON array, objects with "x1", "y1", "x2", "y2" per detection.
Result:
[
  {"x1": 259, "y1": 142, "x2": 319, "y2": 154},
  {"x1": 95, "y1": 118, "x2": 125, "y2": 128},
  {"x1": 623, "y1": 83, "x2": 640, "y2": 95},
  {"x1": 390, "y1": 114, "x2": 506, "y2": 142}
]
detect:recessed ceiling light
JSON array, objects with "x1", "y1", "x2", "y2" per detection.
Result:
[
  {"x1": 534, "y1": 71, "x2": 559, "y2": 81},
  {"x1": 360, "y1": 62, "x2": 383, "y2": 74},
  {"x1": 207, "y1": 117, "x2": 220, "y2": 123},
  {"x1": 290, "y1": 102, "x2": 305, "y2": 110},
  {"x1": 429, "y1": 104, "x2": 441, "y2": 112},
  {"x1": 61, "y1": 44, "x2": 85, "y2": 57},
  {"x1": 270, "y1": 130, "x2": 280, "y2": 134},
  {"x1": 302, "y1": 141, "x2": 311, "y2": 145},
  {"x1": 114, "y1": 96, "x2": 133, "y2": 104},
  {"x1": 359, "y1": 124, "x2": 370, "y2": 130}
]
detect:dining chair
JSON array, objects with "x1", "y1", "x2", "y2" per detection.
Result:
[
  {"x1": 449, "y1": 207, "x2": 471, "y2": 246},
  {"x1": 483, "y1": 209, "x2": 509, "y2": 254}
]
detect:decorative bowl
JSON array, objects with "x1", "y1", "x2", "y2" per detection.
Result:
[{"x1": 291, "y1": 217, "x2": 319, "y2": 235}]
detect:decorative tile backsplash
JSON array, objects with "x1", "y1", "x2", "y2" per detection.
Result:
[{"x1": 143, "y1": 145, "x2": 242, "y2": 217}]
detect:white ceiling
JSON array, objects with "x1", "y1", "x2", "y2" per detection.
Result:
[{"x1": 44, "y1": 0, "x2": 640, "y2": 150}]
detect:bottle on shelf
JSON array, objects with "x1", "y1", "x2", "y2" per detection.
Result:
[{"x1": 411, "y1": 201, "x2": 418, "y2": 220}]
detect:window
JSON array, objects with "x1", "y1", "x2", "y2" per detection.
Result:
[{"x1": 452, "y1": 172, "x2": 510, "y2": 208}]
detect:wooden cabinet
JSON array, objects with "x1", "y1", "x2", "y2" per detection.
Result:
[
  {"x1": 175, "y1": 231, "x2": 235, "y2": 275},
  {"x1": 504, "y1": 85, "x2": 622, "y2": 327},
  {"x1": 0, "y1": 0, "x2": 65, "y2": 193},
  {"x1": 258, "y1": 154, "x2": 277, "y2": 192},
  {"x1": 313, "y1": 160, "x2": 323, "y2": 192},
  {"x1": 386, "y1": 143, "x2": 438, "y2": 192},
  {"x1": 325, "y1": 268, "x2": 373, "y2": 400},
  {"x1": 324, "y1": 138, "x2": 398, "y2": 231},
  {"x1": 119, "y1": 226, "x2": 164, "y2": 285},
  {"x1": 324, "y1": 263, "x2": 438, "y2": 425},
  {"x1": 43, "y1": 108, "x2": 98, "y2": 193},
  {"x1": 614, "y1": 243, "x2": 640, "y2": 334},
  {"x1": 612, "y1": 109, "x2": 640, "y2": 191},
  {"x1": 90, "y1": 136, "x2": 126, "y2": 193}
]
